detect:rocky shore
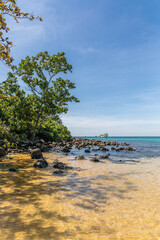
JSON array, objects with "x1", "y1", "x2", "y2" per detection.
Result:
[{"x1": 0, "y1": 138, "x2": 136, "y2": 172}]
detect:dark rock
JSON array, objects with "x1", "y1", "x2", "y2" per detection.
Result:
[
  {"x1": 92, "y1": 148, "x2": 98, "y2": 152},
  {"x1": 53, "y1": 170, "x2": 65, "y2": 175},
  {"x1": 30, "y1": 148, "x2": 43, "y2": 159},
  {"x1": 117, "y1": 147, "x2": 125, "y2": 151},
  {"x1": 111, "y1": 147, "x2": 116, "y2": 150},
  {"x1": 111, "y1": 141, "x2": 117, "y2": 146},
  {"x1": 0, "y1": 147, "x2": 6, "y2": 157},
  {"x1": 85, "y1": 149, "x2": 90, "y2": 153},
  {"x1": 100, "y1": 154, "x2": 110, "y2": 159},
  {"x1": 121, "y1": 142, "x2": 129, "y2": 146},
  {"x1": 33, "y1": 159, "x2": 48, "y2": 168},
  {"x1": 90, "y1": 157, "x2": 100, "y2": 162},
  {"x1": 75, "y1": 155, "x2": 85, "y2": 160},
  {"x1": 99, "y1": 147, "x2": 108, "y2": 152},
  {"x1": 9, "y1": 168, "x2": 17, "y2": 172},
  {"x1": 53, "y1": 160, "x2": 72, "y2": 169},
  {"x1": 124, "y1": 146, "x2": 135, "y2": 151},
  {"x1": 62, "y1": 147, "x2": 71, "y2": 153}
]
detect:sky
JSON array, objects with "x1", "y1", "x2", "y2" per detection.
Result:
[{"x1": 1, "y1": 0, "x2": 160, "y2": 136}]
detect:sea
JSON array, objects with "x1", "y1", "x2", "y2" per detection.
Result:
[{"x1": 74, "y1": 136, "x2": 160, "y2": 160}]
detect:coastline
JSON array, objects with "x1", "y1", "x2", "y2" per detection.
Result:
[
  {"x1": 0, "y1": 138, "x2": 160, "y2": 239},
  {"x1": 0, "y1": 150, "x2": 160, "y2": 239}
]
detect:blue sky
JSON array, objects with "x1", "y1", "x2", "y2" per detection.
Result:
[{"x1": 1, "y1": 0, "x2": 160, "y2": 136}]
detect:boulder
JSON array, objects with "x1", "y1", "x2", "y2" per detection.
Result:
[
  {"x1": 116, "y1": 147, "x2": 125, "y2": 151},
  {"x1": 62, "y1": 147, "x2": 70, "y2": 153},
  {"x1": 90, "y1": 157, "x2": 100, "y2": 162},
  {"x1": 30, "y1": 148, "x2": 43, "y2": 159},
  {"x1": 53, "y1": 160, "x2": 72, "y2": 169},
  {"x1": 111, "y1": 147, "x2": 116, "y2": 150},
  {"x1": 85, "y1": 149, "x2": 90, "y2": 153},
  {"x1": 100, "y1": 154, "x2": 110, "y2": 159},
  {"x1": 99, "y1": 147, "x2": 108, "y2": 152},
  {"x1": 33, "y1": 159, "x2": 48, "y2": 168},
  {"x1": 124, "y1": 146, "x2": 135, "y2": 151},
  {"x1": 9, "y1": 168, "x2": 17, "y2": 172}
]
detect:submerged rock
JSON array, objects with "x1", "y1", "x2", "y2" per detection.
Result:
[
  {"x1": 100, "y1": 153, "x2": 110, "y2": 159},
  {"x1": 111, "y1": 147, "x2": 116, "y2": 151},
  {"x1": 75, "y1": 155, "x2": 85, "y2": 160},
  {"x1": 116, "y1": 147, "x2": 125, "y2": 151},
  {"x1": 33, "y1": 159, "x2": 48, "y2": 168},
  {"x1": 62, "y1": 147, "x2": 71, "y2": 153},
  {"x1": 9, "y1": 168, "x2": 17, "y2": 172},
  {"x1": 124, "y1": 146, "x2": 135, "y2": 151},
  {"x1": 90, "y1": 157, "x2": 101, "y2": 162},
  {"x1": 53, "y1": 170, "x2": 65, "y2": 175},
  {"x1": 53, "y1": 160, "x2": 72, "y2": 169},
  {"x1": 85, "y1": 149, "x2": 90, "y2": 153}
]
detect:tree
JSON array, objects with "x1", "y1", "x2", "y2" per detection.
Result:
[
  {"x1": 0, "y1": 51, "x2": 79, "y2": 140},
  {"x1": 0, "y1": 0, "x2": 42, "y2": 68}
]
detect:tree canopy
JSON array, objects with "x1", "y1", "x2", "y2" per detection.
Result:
[
  {"x1": 0, "y1": 51, "x2": 79, "y2": 142},
  {"x1": 0, "y1": 0, "x2": 42, "y2": 68}
]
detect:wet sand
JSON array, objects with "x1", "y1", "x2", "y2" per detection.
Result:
[{"x1": 0, "y1": 152, "x2": 160, "y2": 239}]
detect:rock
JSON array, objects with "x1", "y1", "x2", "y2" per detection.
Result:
[
  {"x1": 92, "y1": 148, "x2": 98, "y2": 152},
  {"x1": 100, "y1": 153, "x2": 110, "y2": 159},
  {"x1": 121, "y1": 142, "x2": 129, "y2": 146},
  {"x1": 111, "y1": 141, "x2": 117, "y2": 146},
  {"x1": 75, "y1": 155, "x2": 85, "y2": 160},
  {"x1": 53, "y1": 170, "x2": 65, "y2": 175},
  {"x1": 9, "y1": 168, "x2": 17, "y2": 172},
  {"x1": 99, "y1": 147, "x2": 108, "y2": 152},
  {"x1": 33, "y1": 159, "x2": 48, "y2": 168},
  {"x1": 90, "y1": 157, "x2": 100, "y2": 162},
  {"x1": 111, "y1": 147, "x2": 116, "y2": 150},
  {"x1": 62, "y1": 147, "x2": 70, "y2": 153},
  {"x1": 116, "y1": 147, "x2": 125, "y2": 151},
  {"x1": 30, "y1": 148, "x2": 43, "y2": 159},
  {"x1": 85, "y1": 149, "x2": 90, "y2": 153},
  {"x1": 53, "y1": 160, "x2": 72, "y2": 169},
  {"x1": 0, "y1": 147, "x2": 6, "y2": 157},
  {"x1": 124, "y1": 146, "x2": 135, "y2": 151}
]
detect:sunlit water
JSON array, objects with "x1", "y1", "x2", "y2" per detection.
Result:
[{"x1": 0, "y1": 149, "x2": 160, "y2": 239}]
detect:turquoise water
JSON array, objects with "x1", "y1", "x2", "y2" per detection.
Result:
[
  {"x1": 77, "y1": 136, "x2": 160, "y2": 143},
  {"x1": 74, "y1": 136, "x2": 160, "y2": 159}
]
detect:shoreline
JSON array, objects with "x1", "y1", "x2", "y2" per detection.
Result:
[{"x1": 0, "y1": 150, "x2": 160, "y2": 239}]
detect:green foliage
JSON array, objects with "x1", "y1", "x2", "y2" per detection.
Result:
[
  {"x1": 0, "y1": 51, "x2": 79, "y2": 143},
  {"x1": 0, "y1": 0, "x2": 42, "y2": 68},
  {"x1": 38, "y1": 117, "x2": 72, "y2": 141}
]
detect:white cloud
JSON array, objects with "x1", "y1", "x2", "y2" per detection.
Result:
[{"x1": 62, "y1": 115, "x2": 160, "y2": 136}]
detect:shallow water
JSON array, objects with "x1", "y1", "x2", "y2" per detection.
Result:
[
  {"x1": 76, "y1": 136, "x2": 160, "y2": 159},
  {"x1": 0, "y1": 152, "x2": 160, "y2": 239}
]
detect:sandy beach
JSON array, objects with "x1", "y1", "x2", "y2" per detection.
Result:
[{"x1": 0, "y1": 150, "x2": 160, "y2": 240}]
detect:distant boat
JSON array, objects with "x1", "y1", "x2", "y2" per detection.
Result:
[{"x1": 98, "y1": 133, "x2": 109, "y2": 138}]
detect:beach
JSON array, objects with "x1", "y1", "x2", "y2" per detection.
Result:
[{"x1": 0, "y1": 137, "x2": 160, "y2": 239}]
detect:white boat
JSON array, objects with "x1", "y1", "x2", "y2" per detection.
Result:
[{"x1": 98, "y1": 133, "x2": 108, "y2": 138}]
